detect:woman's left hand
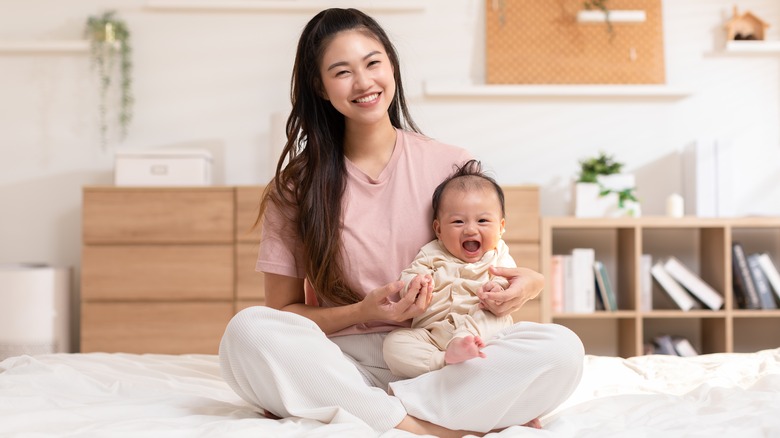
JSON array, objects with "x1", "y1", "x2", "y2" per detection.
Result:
[{"x1": 476, "y1": 266, "x2": 544, "y2": 317}]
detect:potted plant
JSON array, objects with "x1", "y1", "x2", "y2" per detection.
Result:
[
  {"x1": 84, "y1": 11, "x2": 133, "y2": 149},
  {"x1": 574, "y1": 151, "x2": 640, "y2": 217}
]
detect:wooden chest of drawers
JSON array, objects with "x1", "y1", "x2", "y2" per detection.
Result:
[{"x1": 81, "y1": 185, "x2": 539, "y2": 353}]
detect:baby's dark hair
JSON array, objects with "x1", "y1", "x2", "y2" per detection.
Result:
[{"x1": 431, "y1": 159, "x2": 506, "y2": 220}]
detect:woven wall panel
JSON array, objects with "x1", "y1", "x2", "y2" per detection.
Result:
[{"x1": 486, "y1": 0, "x2": 665, "y2": 84}]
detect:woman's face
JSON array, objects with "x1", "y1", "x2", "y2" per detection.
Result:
[{"x1": 319, "y1": 29, "x2": 395, "y2": 128}]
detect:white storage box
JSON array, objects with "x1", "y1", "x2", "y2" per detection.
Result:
[
  {"x1": 0, "y1": 264, "x2": 71, "y2": 360},
  {"x1": 115, "y1": 149, "x2": 213, "y2": 187}
]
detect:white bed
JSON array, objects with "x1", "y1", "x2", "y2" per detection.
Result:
[{"x1": 2, "y1": 349, "x2": 779, "y2": 437}]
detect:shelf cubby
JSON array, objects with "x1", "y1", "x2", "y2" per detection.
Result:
[{"x1": 541, "y1": 217, "x2": 780, "y2": 357}]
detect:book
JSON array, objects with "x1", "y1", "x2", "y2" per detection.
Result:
[
  {"x1": 732, "y1": 243, "x2": 761, "y2": 310},
  {"x1": 651, "y1": 262, "x2": 697, "y2": 311},
  {"x1": 593, "y1": 261, "x2": 617, "y2": 311},
  {"x1": 653, "y1": 335, "x2": 677, "y2": 355},
  {"x1": 562, "y1": 254, "x2": 575, "y2": 313},
  {"x1": 550, "y1": 255, "x2": 565, "y2": 313},
  {"x1": 571, "y1": 248, "x2": 596, "y2": 313},
  {"x1": 640, "y1": 254, "x2": 653, "y2": 311},
  {"x1": 672, "y1": 336, "x2": 699, "y2": 357},
  {"x1": 757, "y1": 253, "x2": 780, "y2": 303},
  {"x1": 747, "y1": 253, "x2": 778, "y2": 309},
  {"x1": 662, "y1": 257, "x2": 724, "y2": 310}
]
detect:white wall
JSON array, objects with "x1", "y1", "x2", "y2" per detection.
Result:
[{"x1": 1, "y1": 0, "x2": 779, "y2": 344}]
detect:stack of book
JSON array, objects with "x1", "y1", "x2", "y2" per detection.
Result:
[
  {"x1": 550, "y1": 248, "x2": 618, "y2": 313},
  {"x1": 731, "y1": 243, "x2": 780, "y2": 310},
  {"x1": 648, "y1": 335, "x2": 699, "y2": 356},
  {"x1": 650, "y1": 256, "x2": 724, "y2": 311}
]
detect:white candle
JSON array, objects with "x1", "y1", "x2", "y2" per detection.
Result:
[{"x1": 666, "y1": 193, "x2": 684, "y2": 218}]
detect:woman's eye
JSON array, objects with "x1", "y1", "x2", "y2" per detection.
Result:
[{"x1": 367, "y1": 60, "x2": 380, "y2": 67}]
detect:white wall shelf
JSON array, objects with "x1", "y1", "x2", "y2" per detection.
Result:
[
  {"x1": 145, "y1": 0, "x2": 425, "y2": 13},
  {"x1": 0, "y1": 40, "x2": 90, "y2": 54},
  {"x1": 577, "y1": 10, "x2": 646, "y2": 24},
  {"x1": 423, "y1": 82, "x2": 693, "y2": 99},
  {"x1": 724, "y1": 40, "x2": 780, "y2": 55}
]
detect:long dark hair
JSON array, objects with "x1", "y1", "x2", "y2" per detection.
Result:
[{"x1": 258, "y1": 8, "x2": 420, "y2": 306}]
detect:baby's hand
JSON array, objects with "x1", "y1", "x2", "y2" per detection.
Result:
[
  {"x1": 407, "y1": 274, "x2": 433, "y2": 301},
  {"x1": 482, "y1": 280, "x2": 505, "y2": 294}
]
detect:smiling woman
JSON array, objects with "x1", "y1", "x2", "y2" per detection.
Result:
[{"x1": 218, "y1": 7, "x2": 584, "y2": 438}]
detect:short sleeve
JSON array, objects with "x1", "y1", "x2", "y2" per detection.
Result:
[{"x1": 256, "y1": 197, "x2": 306, "y2": 279}]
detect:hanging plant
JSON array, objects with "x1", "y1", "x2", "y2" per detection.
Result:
[
  {"x1": 583, "y1": 0, "x2": 614, "y2": 38},
  {"x1": 84, "y1": 11, "x2": 133, "y2": 149}
]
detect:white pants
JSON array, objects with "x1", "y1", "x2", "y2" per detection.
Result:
[{"x1": 219, "y1": 306, "x2": 584, "y2": 433}]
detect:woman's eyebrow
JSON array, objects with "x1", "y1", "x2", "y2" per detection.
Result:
[{"x1": 326, "y1": 50, "x2": 382, "y2": 71}]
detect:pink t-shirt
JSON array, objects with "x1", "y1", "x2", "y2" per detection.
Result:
[{"x1": 257, "y1": 129, "x2": 473, "y2": 336}]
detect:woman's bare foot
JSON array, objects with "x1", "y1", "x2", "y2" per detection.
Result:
[
  {"x1": 444, "y1": 335, "x2": 487, "y2": 365},
  {"x1": 522, "y1": 418, "x2": 542, "y2": 429}
]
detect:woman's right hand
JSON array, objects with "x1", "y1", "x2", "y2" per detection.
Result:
[{"x1": 361, "y1": 274, "x2": 433, "y2": 322}]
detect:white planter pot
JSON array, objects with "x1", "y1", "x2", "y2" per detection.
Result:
[{"x1": 574, "y1": 175, "x2": 640, "y2": 218}]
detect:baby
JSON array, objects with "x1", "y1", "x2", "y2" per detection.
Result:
[{"x1": 383, "y1": 159, "x2": 516, "y2": 378}]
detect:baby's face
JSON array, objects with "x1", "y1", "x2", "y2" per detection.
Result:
[{"x1": 433, "y1": 187, "x2": 505, "y2": 263}]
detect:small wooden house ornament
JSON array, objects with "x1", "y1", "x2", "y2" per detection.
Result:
[{"x1": 725, "y1": 6, "x2": 770, "y2": 41}]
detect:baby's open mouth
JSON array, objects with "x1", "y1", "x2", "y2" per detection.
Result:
[{"x1": 462, "y1": 240, "x2": 481, "y2": 252}]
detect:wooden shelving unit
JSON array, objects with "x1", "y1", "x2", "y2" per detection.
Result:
[{"x1": 541, "y1": 216, "x2": 780, "y2": 358}]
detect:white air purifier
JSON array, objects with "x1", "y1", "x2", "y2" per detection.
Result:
[{"x1": 0, "y1": 264, "x2": 71, "y2": 361}]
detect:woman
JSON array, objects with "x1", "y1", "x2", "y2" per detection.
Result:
[{"x1": 219, "y1": 8, "x2": 584, "y2": 437}]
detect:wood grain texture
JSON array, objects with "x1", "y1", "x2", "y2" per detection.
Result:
[
  {"x1": 236, "y1": 242, "x2": 265, "y2": 301},
  {"x1": 83, "y1": 187, "x2": 234, "y2": 244},
  {"x1": 81, "y1": 245, "x2": 234, "y2": 301},
  {"x1": 80, "y1": 301, "x2": 233, "y2": 354}
]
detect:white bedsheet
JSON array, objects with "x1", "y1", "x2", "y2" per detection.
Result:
[{"x1": 1, "y1": 349, "x2": 779, "y2": 437}]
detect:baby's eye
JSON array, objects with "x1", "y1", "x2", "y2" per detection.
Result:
[
  {"x1": 452, "y1": 220, "x2": 464, "y2": 224},
  {"x1": 478, "y1": 219, "x2": 489, "y2": 223}
]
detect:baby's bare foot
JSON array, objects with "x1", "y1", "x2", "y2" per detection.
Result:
[{"x1": 444, "y1": 335, "x2": 486, "y2": 364}]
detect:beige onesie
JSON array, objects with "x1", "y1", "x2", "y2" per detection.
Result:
[{"x1": 383, "y1": 239, "x2": 516, "y2": 378}]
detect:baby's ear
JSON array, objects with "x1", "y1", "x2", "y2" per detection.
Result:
[{"x1": 433, "y1": 219, "x2": 442, "y2": 238}]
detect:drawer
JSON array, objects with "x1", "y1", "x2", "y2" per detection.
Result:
[
  {"x1": 236, "y1": 242, "x2": 265, "y2": 301},
  {"x1": 83, "y1": 187, "x2": 234, "y2": 244},
  {"x1": 502, "y1": 186, "x2": 540, "y2": 242},
  {"x1": 80, "y1": 301, "x2": 234, "y2": 354},
  {"x1": 236, "y1": 185, "x2": 264, "y2": 243},
  {"x1": 507, "y1": 242, "x2": 540, "y2": 272},
  {"x1": 82, "y1": 245, "x2": 234, "y2": 301},
  {"x1": 236, "y1": 300, "x2": 265, "y2": 312},
  {"x1": 512, "y1": 299, "x2": 541, "y2": 324}
]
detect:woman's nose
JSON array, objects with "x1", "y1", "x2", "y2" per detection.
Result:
[{"x1": 353, "y1": 70, "x2": 371, "y2": 90}]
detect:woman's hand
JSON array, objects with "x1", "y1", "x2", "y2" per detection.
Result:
[
  {"x1": 361, "y1": 274, "x2": 433, "y2": 322},
  {"x1": 476, "y1": 266, "x2": 544, "y2": 317}
]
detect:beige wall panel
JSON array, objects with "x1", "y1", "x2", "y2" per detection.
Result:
[
  {"x1": 82, "y1": 245, "x2": 234, "y2": 301},
  {"x1": 81, "y1": 301, "x2": 233, "y2": 354},
  {"x1": 83, "y1": 188, "x2": 234, "y2": 244}
]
